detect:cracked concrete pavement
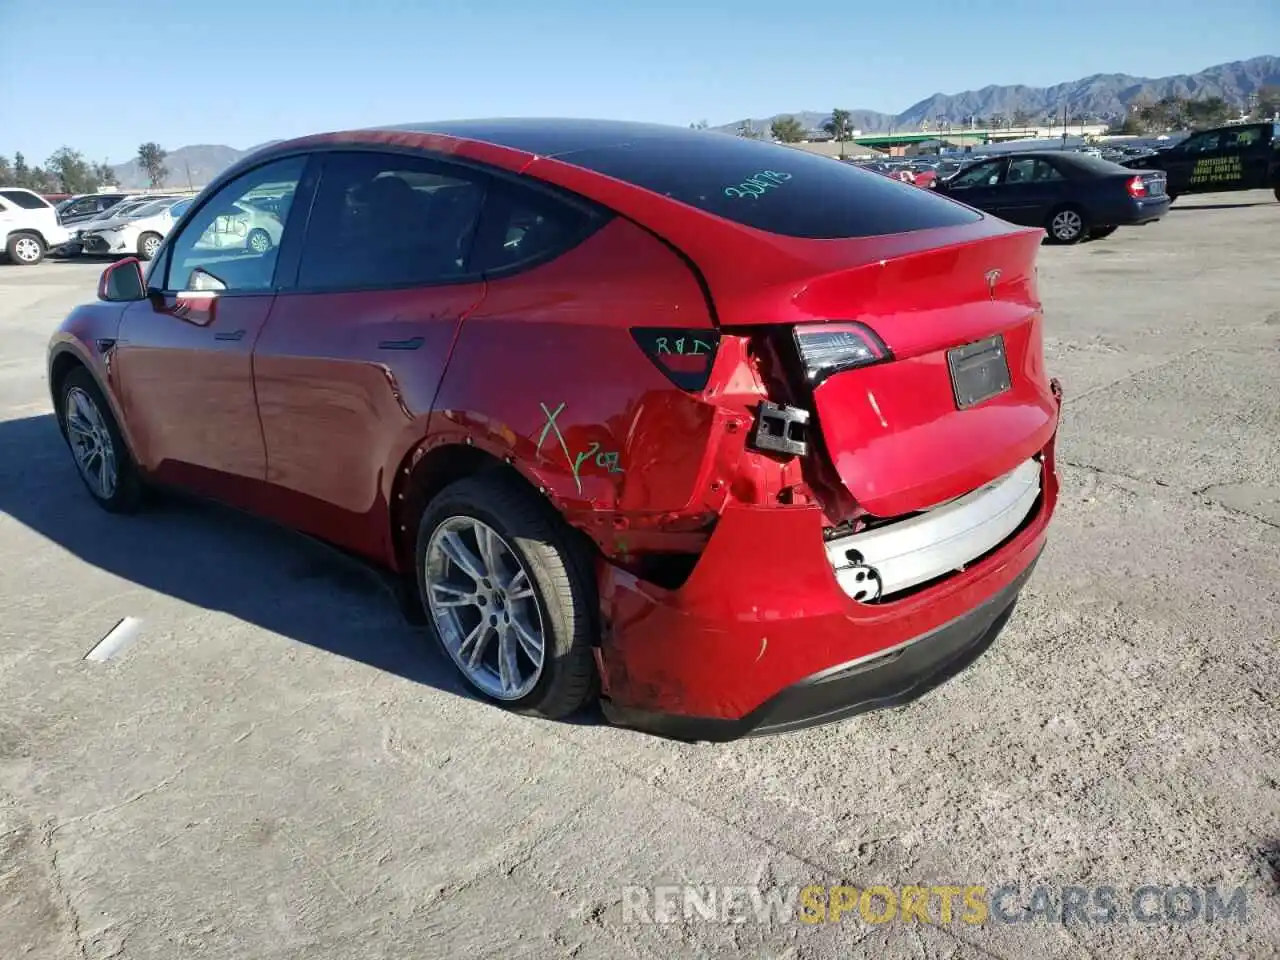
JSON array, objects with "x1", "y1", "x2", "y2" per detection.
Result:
[{"x1": 0, "y1": 191, "x2": 1277, "y2": 959}]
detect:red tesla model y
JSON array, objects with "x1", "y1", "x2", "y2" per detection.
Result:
[{"x1": 48, "y1": 119, "x2": 1061, "y2": 740}]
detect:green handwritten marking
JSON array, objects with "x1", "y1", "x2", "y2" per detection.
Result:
[
  {"x1": 724, "y1": 169, "x2": 793, "y2": 201},
  {"x1": 537, "y1": 401, "x2": 581, "y2": 494},
  {"x1": 537, "y1": 404, "x2": 624, "y2": 494},
  {"x1": 536, "y1": 401, "x2": 566, "y2": 453},
  {"x1": 655, "y1": 337, "x2": 714, "y2": 356}
]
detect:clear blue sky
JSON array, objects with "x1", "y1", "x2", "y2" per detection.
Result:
[{"x1": 1, "y1": 0, "x2": 1275, "y2": 164}]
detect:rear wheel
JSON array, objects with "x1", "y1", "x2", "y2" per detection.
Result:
[
  {"x1": 59, "y1": 367, "x2": 144, "y2": 513},
  {"x1": 137, "y1": 231, "x2": 163, "y2": 261},
  {"x1": 1274, "y1": 186, "x2": 1280, "y2": 202},
  {"x1": 6, "y1": 232, "x2": 45, "y2": 265},
  {"x1": 416, "y1": 472, "x2": 598, "y2": 719},
  {"x1": 1089, "y1": 225, "x2": 1118, "y2": 241},
  {"x1": 1046, "y1": 206, "x2": 1088, "y2": 244}
]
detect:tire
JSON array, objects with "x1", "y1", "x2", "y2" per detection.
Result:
[
  {"x1": 137, "y1": 231, "x2": 163, "y2": 261},
  {"x1": 1089, "y1": 226, "x2": 1118, "y2": 240},
  {"x1": 1166, "y1": 192, "x2": 1179, "y2": 204},
  {"x1": 246, "y1": 228, "x2": 272, "y2": 254},
  {"x1": 416, "y1": 472, "x2": 598, "y2": 719},
  {"x1": 1273, "y1": 186, "x2": 1280, "y2": 203},
  {"x1": 58, "y1": 366, "x2": 144, "y2": 513},
  {"x1": 1046, "y1": 205, "x2": 1088, "y2": 244},
  {"x1": 6, "y1": 232, "x2": 45, "y2": 266}
]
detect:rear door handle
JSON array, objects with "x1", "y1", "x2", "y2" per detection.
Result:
[
  {"x1": 214, "y1": 329, "x2": 246, "y2": 341},
  {"x1": 377, "y1": 336, "x2": 424, "y2": 351}
]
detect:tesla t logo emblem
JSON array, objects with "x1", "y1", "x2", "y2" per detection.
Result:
[{"x1": 985, "y1": 269, "x2": 1002, "y2": 299}]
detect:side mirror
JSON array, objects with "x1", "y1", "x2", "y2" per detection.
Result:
[{"x1": 98, "y1": 258, "x2": 148, "y2": 302}]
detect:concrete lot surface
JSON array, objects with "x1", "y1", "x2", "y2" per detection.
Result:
[{"x1": 1, "y1": 192, "x2": 1277, "y2": 959}]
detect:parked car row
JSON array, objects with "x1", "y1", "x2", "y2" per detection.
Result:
[
  {"x1": 837, "y1": 119, "x2": 1279, "y2": 245},
  {"x1": 0, "y1": 185, "x2": 291, "y2": 265}
]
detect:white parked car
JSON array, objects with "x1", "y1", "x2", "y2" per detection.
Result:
[
  {"x1": 0, "y1": 188, "x2": 74, "y2": 265},
  {"x1": 79, "y1": 196, "x2": 194, "y2": 261},
  {"x1": 191, "y1": 199, "x2": 284, "y2": 254}
]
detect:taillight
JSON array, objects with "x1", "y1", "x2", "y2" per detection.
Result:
[
  {"x1": 1126, "y1": 175, "x2": 1147, "y2": 198},
  {"x1": 793, "y1": 322, "x2": 892, "y2": 384}
]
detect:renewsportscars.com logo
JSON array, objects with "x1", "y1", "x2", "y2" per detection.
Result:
[{"x1": 621, "y1": 883, "x2": 1250, "y2": 927}]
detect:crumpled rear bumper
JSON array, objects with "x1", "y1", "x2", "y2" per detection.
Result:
[{"x1": 595, "y1": 436, "x2": 1059, "y2": 741}]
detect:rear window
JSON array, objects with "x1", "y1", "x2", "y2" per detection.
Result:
[
  {"x1": 0, "y1": 189, "x2": 51, "y2": 210},
  {"x1": 559, "y1": 134, "x2": 981, "y2": 239},
  {"x1": 1053, "y1": 154, "x2": 1135, "y2": 178}
]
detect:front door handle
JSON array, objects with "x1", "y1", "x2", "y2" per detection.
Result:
[
  {"x1": 378, "y1": 336, "x2": 424, "y2": 351},
  {"x1": 214, "y1": 329, "x2": 246, "y2": 342}
]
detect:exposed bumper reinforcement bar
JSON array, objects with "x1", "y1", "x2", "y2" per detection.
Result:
[{"x1": 827, "y1": 456, "x2": 1042, "y2": 602}]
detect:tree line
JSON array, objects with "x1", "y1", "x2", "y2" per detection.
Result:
[
  {"x1": 0, "y1": 142, "x2": 171, "y2": 194},
  {"x1": 694, "y1": 88, "x2": 1280, "y2": 143},
  {"x1": 1113, "y1": 88, "x2": 1280, "y2": 135}
]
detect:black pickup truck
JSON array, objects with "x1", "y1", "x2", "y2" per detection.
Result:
[{"x1": 1122, "y1": 121, "x2": 1280, "y2": 202}]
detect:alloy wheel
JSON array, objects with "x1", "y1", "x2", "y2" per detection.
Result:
[
  {"x1": 65, "y1": 387, "x2": 118, "y2": 500},
  {"x1": 13, "y1": 237, "x2": 41, "y2": 263},
  {"x1": 248, "y1": 231, "x2": 270, "y2": 253},
  {"x1": 1051, "y1": 210, "x2": 1082, "y2": 241},
  {"x1": 423, "y1": 516, "x2": 546, "y2": 700},
  {"x1": 142, "y1": 236, "x2": 161, "y2": 258}
]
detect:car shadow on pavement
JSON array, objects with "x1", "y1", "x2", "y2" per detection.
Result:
[{"x1": 0, "y1": 412, "x2": 605, "y2": 726}]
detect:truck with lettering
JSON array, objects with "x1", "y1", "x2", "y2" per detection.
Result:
[{"x1": 1122, "y1": 122, "x2": 1280, "y2": 202}]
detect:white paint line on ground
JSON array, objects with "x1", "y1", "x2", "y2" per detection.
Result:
[{"x1": 84, "y1": 617, "x2": 143, "y2": 662}]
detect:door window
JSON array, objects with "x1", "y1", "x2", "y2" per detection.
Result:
[
  {"x1": 1006, "y1": 158, "x2": 1064, "y2": 183},
  {"x1": 61, "y1": 198, "x2": 99, "y2": 218},
  {"x1": 1181, "y1": 131, "x2": 1222, "y2": 154},
  {"x1": 949, "y1": 160, "x2": 1005, "y2": 188},
  {"x1": 0, "y1": 189, "x2": 51, "y2": 210},
  {"x1": 297, "y1": 152, "x2": 488, "y2": 290},
  {"x1": 163, "y1": 156, "x2": 306, "y2": 293}
]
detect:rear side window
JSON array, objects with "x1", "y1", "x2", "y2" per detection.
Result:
[
  {"x1": 1224, "y1": 127, "x2": 1261, "y2": 149},
  {"x1": 298, "y1": 152, "x2": 487, "y2": 290},
  {"x1": 468, "y1": 181, "x2": 596, "y2": 275},
  {"x1": 0, "y1": 189, "x2": 50, "y2": 210},
  {"x1": 558, "y1": 134, "x2": 980, "y2": 239}
]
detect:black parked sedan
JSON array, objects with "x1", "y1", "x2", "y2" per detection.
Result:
[{"x1": 932, "y1": 151, "x2": 1170, "y2": 243}]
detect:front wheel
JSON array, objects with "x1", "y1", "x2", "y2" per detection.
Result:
[
  {"x1": 59, "y1": 367, "x2": 144, "y2": 513},
  {"x1": 416, "y1": 472, "x2": 598, "y2": 719},
  {"x1": 6, "y1": 232, "x2": 45, "y2": 265},
  {"x1": 246, "y1": 228, "x2": 272, "y2": 254},
  {"x1": 137, "y1": 231, "x2": 163, "y2": 261},
  {"x1": 1046, "y1": 206, "x2": 1088, "y2": 244}
]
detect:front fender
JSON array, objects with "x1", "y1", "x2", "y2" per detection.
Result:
[{"x1": 47, "y1": 302, "x2": 138, "y2": 456}]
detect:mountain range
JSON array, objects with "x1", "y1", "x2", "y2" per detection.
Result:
[
  {"x1": 108, "y1": 56, "x2": 1278, "y2": 187},
  {"x1": 713, "y1": 55, "x2": 1279, "y2": 136}
]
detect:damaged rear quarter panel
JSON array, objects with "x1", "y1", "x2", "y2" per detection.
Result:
[{"x1": 427, "y1": 216, "x2": 737, "y2": 556}]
